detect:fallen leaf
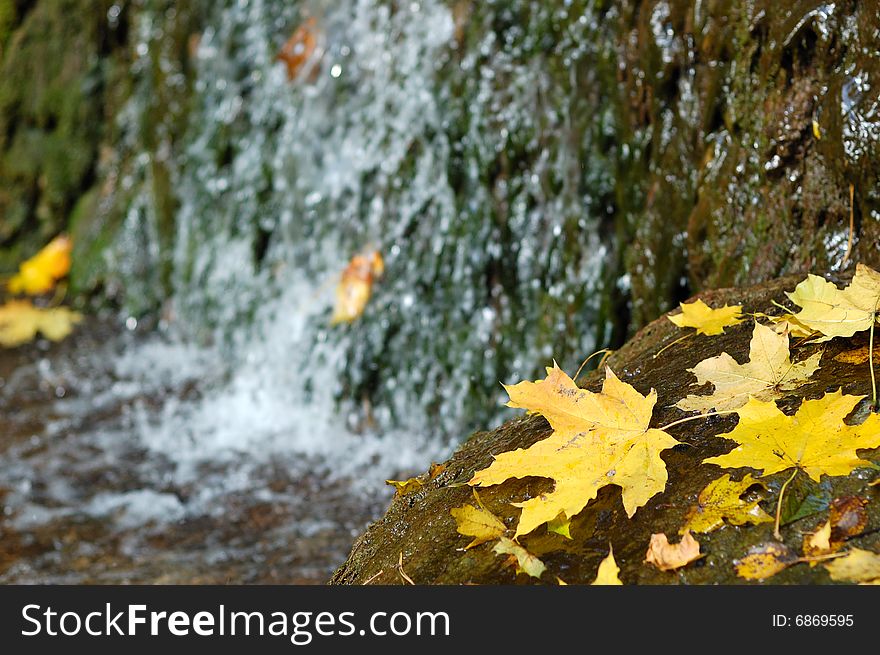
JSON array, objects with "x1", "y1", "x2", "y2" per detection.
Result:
[
  {"x1": 645, "y1": 531, "x2": 702, "y2": 571},
  {"x1": 592, "y1": 546, "x2": 623, "y2": 585},
  {"x1": 331, "y1": 251, "x2": 384, "y2": 325},
  {"x1": 833, "y1": 346, "x2": 880, "y2": 365},
  {"x1": 786, "y1": 264, "x2": 880, "y2": 340},
  {"x1": 428, "y1": 462, "x2": 446, "y2": 479},
  {"x1": 8, "y1": 235, "x2": 72, "y2": 296},
  {"x1": 753, "y1": 312, "x2": 815, "y2": 339},
  {"x1": 680, "y1": 473, "x2": 772, "y2": 534},
  {"x1": 385, "y1": 477, "x2": 423, "y2": 495},
  {"x1": 802, "y1": 521, "x2": 836, "y2": 563},
  {"x1": 779, "y1": 475, "x2": 832, "y2": 526},
  {"x1": 493, "y1": 537, "x2": 546, "y2": 579},
  {"x1": 547, "y1": 513, "x2": 572, "y2": 539},
  {"x1": 0, "y1": 300, "x2": 82, "y2": 347},
  {"x1": 450, "y1": 489, "x2": 507, "y2": 549},
  {"x1": 702, "y1": 391, "x2": 880, "y2": 482},
  {"x1": 276, "y1": 17, "x2": 320, "y2": 81},
  {"x1": 824, "y1": 548, "x2": 880, "y2": 584},
  {"x1": 676, "y1": 322, "x2": 821, "y2": 413},
  {"x1": 735, "y1": 542, "x2": 797, "y2": 580},
  {"x1": 667, "y1": 299, "x2": 744, "y2": 335},
  {"x1": 801, "y1": 497, "x2": 868, "y2": 565},
  {"x1": 470, "y1": 364, "x2": 679, "y2": 536},
  {"x1": 829, "y1": 496, "x2": 868, "y2": 542}
]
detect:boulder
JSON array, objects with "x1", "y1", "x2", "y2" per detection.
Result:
[{"x1": 331, "y1": 275, "x2": 880, "y2": 584}]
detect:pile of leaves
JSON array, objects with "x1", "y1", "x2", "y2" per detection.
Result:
[
  {"x1": 434, "y1": 265, "x2": 880, "y2": 584},
  {"x1": 0, "y1": 235, "x2": 81, "y2": 348}
]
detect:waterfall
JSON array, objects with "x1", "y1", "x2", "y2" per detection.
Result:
[{"x1": 105, "y1": 0, "x2": 610, "y2": 467}]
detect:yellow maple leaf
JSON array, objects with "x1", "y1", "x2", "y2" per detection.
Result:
[
  {"x1": 7, "y1": 235, "x2": 73, "y2": 296},
  {"x1": 680, "y1": 473, "x2": 772, "y2": 534},
  {"x1": 492, "y1": 537, "x2": 546, "y2": 579},
  {"x1": 667, "y1": 299, "x2": 744, "y2": 336},
  {"x1": 734, "y1": 542, "x2": 797, "y2": 581},
  {"x1": 470, "y1": 364, "x2": 679, "y2": 536},
  {"x1": 385, "y1": 477, "x2": 423, "y2": 495},
  {"x1": 644, "y1": 531, "x2": 702, "y2": 571},
  {"x1": 824, "y1": 548, "x2": 880, "y2": 584},
  {"x1": 703, "y1": 391, "x2": 880, "y2": 481},
  {"x1": 786, "y1": 264, "x2": 880, "y2": 340},
  {"x1": 592, "y1": 545, "x2": 623, "y2": 585},
  {"x1": 450, "y1": 489, "x2": 507, "y2": 549},
  {"x1": 0, "y1": 300, "x2": 82, "y2": 347},
  {"x1": 676, "y1": 322, "x2": 821, "y2": 413}
]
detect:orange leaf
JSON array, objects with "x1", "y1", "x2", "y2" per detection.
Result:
[
  {"x1": 277, "y1": 18, "x2": 320, "y2": 81},
  {"x1": 331, "y1": 251, "x2": 384, "y2": 325},
  {"x1": 645, "y1": 531, "x2": 702, "y2": 571}
]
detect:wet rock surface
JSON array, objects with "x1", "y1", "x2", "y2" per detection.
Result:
[{"x1": 331, "y1": 276, "x2": 880, "y2": 585}]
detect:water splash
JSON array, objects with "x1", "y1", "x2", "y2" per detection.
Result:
[{"x1": 107, "y1": 0, "x2": 607, "y2": 451}]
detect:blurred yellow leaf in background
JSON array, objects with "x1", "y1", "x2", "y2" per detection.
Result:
[
  {"x1": 0, "y1": 300, "x2": 82, "y2": 347},
  {"x1": 8, "y1": 235, "x2": 72, "y2": 296}
]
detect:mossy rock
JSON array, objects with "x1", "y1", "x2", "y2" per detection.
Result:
[
  {"x1": 0, "y1": 0, "x2": 126, "y2": 273},
  {"x1": 331, "y1": 274, "x2": 880, "y2": 584}
]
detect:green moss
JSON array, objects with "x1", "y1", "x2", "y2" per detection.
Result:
[
  {"x1": 0, "y1": 0, "x2": 120, "y2": 273},
  {"x1": 0, "y1": 0, "x2": 15, "y2": 52}
]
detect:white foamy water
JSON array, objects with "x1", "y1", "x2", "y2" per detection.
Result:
[{"x1": 120, "y1": 279, "x2": 455, "y2": 490}]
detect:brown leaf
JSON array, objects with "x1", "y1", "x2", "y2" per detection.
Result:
[
  {"x1": 645, "y1": 531, "x2": 702, "y2": 571},
  {"x1": 277, "y1": 17, "x2": 321, "y2": 81},
  {"x1": 833, "y1": 346, "x2": 880, "y2": 365},
  {"x1": 428, "y1": 462, "x2": 446, "y2": 479},
  {"x1": 829, "y1": 496, "x2": 869, "y2": 542}
]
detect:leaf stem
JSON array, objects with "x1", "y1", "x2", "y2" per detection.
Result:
[
  {"x1": 653, "y1": 332, "x2": 693, "y2": 359},
  {"x1": 658, "y1": 410, "x2": 740, "y2": 432},
  {"x1": 573, "y1": 349, "x2": 613, "y2": 383},
  {"x1": 774, "y1": 469, "x2": 799, "y2": 540},
  {"x1": 870, "y1": 303, "x2": 878, "y2": 411},
  {"x1": 798, "y1": 551, "x2": 849, "y2": 564}
]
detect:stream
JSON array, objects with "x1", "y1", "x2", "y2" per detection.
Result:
[{"x1": 0, "y1": 317, "x2": 449, "y2": 583}]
